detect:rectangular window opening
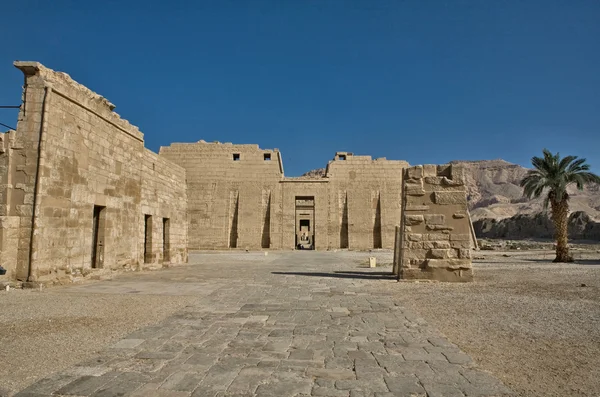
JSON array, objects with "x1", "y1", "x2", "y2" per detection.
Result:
[
  {"x1": 264, "y1": 153, "x2": 271, "y2": 161},
  {"x1": 339, "y1": 155, "x2": 346, "y2": 160},
  {"x1": 233, "y1": 153, "x2": 240, "y2": 161}
]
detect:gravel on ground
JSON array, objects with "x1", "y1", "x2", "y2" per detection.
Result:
[{"x1": 392, "y1": 249, "x2": 600, "y2": 397}]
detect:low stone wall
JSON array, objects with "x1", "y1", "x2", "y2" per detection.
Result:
[{"x1": 394, "y1": 164, "x2": 474, "y2": 282}]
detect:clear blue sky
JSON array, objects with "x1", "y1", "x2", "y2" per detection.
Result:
[{"x1": 1, "y1": 1, "x2": 599, "y2": 176}]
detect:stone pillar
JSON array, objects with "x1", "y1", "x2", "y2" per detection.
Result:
[{"x1": 396, "y1": 164, "x2": 474, "y2": 282}]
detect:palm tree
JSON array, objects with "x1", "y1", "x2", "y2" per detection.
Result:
[{"x1": 520, "y1": 149, "x2": 600, "y2": 262}]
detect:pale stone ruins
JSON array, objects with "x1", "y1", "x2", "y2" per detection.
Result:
[{"x1": 0, "y1": 61, "x2": 475, "y2": 284}]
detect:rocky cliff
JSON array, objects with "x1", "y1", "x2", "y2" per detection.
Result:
[{"x1": 451, "y1": 160, "x2": 600, "y2": 221}]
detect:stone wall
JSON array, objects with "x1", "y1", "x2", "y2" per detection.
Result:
[
  {"x1": 0, "y1": 130, "x2": 20, "y2": 279},
  {"x1": 0, "y1": 62, "x2": 188, "y2": 283},
  {"x1": 141, "y1": 149, "x2": 188, "y2": 265},
  {"x1": 393, "y1": 164, "x2": 474, "y2": 282},
  {"x1": 160, "y1": 144, "x2": 408, "y2": 251},
  {"x1": 325, "y1": 153, "x2": 408, "y2": 250},
  {"x1": 160, "y1": 142, "x2": 283, "y2": 250}
]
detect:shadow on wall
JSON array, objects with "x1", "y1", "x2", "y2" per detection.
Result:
[{"x1": 271, "y1": 271, "x2": 396, "y2": 280}]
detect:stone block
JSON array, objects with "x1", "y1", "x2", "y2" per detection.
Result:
[
  {"x1": 424, "y1": 214, "x2": 445, "y2": 225},
  {"x1": 402, "y1": 241, "x2": 422, "y2": 249},
  {"x1": 450, "y1": 233, "x2": 471, "y2": 241},
  {"x1": 425, "y1": 259, "x2": 471, "y2": 270},
  {"x1": 406, "y1": 166, "x2": 423, "y2": 179},
  {"x1": 450, "y1": 240, "x2": 471, "y2": 249},
  {"x1": 405, "y1": 183, "x2": 425, "y2": 196},
  {"x1": 405, "y1": 205, "x2": 430, "y2": 211},
  {"x1": 422, "y1": 164, "x2": 437, "y2": 177},
  {"x1": 403, "y1": 249, "x2": 428, "y2": 261},
  {"x1": 433, "y1": 191, "x2": 467, "y2": 205},
  {"x1": 458, "y1": 248, "x2": 472, "y2": 259},
  {"x1": 428, "y1": 249, "x2": 457, "y2": 259},
  {"x1": 422, "y1": 241, "x2": 451, "y2": 249},
  {"x1": 425, "y1": 233, "x2": 450, "y2": 241},
  {"x1": 404, "y1": 215, "x2": 424, "y2": 226},
  {"x1": 426, "y1": 224, "x2": 454, "y2": 231},
  {"x1": 406, "y1": 233, "x2": 422, "y2": 242}
]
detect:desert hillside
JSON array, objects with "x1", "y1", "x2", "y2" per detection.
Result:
[{"x1": 450, "y1": 160, "x2": 600, "y2": 221}]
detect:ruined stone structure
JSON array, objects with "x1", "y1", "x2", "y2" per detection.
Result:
[
  {"x1": 0, "y1": 62, "x2": 188, "y2": 284},
  {"x1": 0, "y1": 62, "x2": 474, "y2": 283},
  {"x1": 393, "y1": 165, "x2": 476, "y2": 282}
]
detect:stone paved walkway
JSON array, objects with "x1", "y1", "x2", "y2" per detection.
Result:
[{"x1": 15, "y1": 251, "x2": 513, "y2": 397}]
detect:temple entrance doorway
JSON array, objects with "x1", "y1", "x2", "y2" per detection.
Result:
[{"x1": 295, "y1": 197, "x2": 315, "y2": 250}]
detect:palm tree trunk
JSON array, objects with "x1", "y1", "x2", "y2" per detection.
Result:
[{"x1": 551, "y1": 198, "x2": 573, "y2": 262}]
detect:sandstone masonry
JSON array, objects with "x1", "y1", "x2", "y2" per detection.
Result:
[
  {"x1": 0, "y1": 62, "x2": 474, "y2": 283},
  {"x1": 0, "y1": 62, "x2": 187, "y2": 284}
]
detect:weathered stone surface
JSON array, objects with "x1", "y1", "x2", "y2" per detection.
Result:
[
  {"x1": 407, "y1": 233, "x2": 423, "y2": 242},
  {"x1": 428, "y1": 249, "x2": 457, "y2": 259},
  {"x1": 425, "y1": 259, "x2": 471, "y2": 270},
  {"x1": 433, "y1": 191, "x2": 468, "y2": 205},
  {"x1": 405, "y1": 205, "x2": 430, "y2": 211},
  {"x1": 424, "y1": 214, "x2": 445, "y2": 225},
  {"x1": 395, "y1": 166, "x2": 474, "y2": 282},
  {"x1": 405, "y1": 215, "x2": 424, "y2": 226}
]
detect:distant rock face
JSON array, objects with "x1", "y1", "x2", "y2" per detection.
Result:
[
  {"x1": 450, "y1": 160, "x2": 600, "y2": 222},
  {"x1": 473, "y1": 211, "x2": 600, "y2": 241},
  {"x1": 299, "y1": 168, "x2": 326, "y2": 179}
]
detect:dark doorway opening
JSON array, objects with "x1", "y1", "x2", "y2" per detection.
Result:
[
  {"x1": 91, "y1": 205, "x2": 106, "y2": 269},
  {"x1": 144, "y1": 214, "x2": 152, "y2": 263},
  {"x1": 163, "y1": 218, "x2": 170, "y2": 263},
  {"x1": 373, "y1": 193, "x2": 382, "y2": 249},
  {"x1": 295, "y1": 196, "x2": 315, "y2": 250},
  {"x1": 261, "y1": 192, "x2": 271, "y2": 249},
  {"x1": 229, "y1": 193, "x2": 239, "y2": 248},
  {"x1": 340, "y1": 192, "x2": 349, "y2": 248},
  {"x1": 299, "y1": 219, "x2": 310, "y2": 230}
]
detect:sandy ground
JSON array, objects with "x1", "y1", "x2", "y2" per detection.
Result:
[
  {"x1": 0, "y1": 287, "x2": 197, "y2": 395},
  {"x1": 1, "y1": 248, "x2": 599, "y2": 396},
  {"x1": 394, "y1": 249, "x2": 600, "y2": 397}
]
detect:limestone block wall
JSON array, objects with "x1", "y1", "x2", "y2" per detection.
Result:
[
  {"x1": 161, "y1": 145, "x2": 410, "y2": 251},
  {"x1": 160, "y1": 141, "x2": 283, "y2": 250},
  {"x1": 141, "y1": 149, "x2": 188, "y2": 265},
  {"x1": 394, "y1": 164, "x2": 474, "y2": 282},
  {"x1": 325, "y1": 153, "x2": 408, "y2": 250},
  {"x1": 0, "y1": 130, "x2": 20, "y2": 279},
  {"x1": 0, "y1": 61, "x2": 188, "y2": 283}
]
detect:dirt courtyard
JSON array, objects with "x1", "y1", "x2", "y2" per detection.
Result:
[
  {"x1": 0, "y1": 249, "x2": 599, "y2": 396},
  {"x1": 395, "y1": 248, "x2": 600, "y2": 397}
]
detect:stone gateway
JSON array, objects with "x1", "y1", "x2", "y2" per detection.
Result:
[{"x1": 0, "y1": 62, "x2": 475, "y2": 283}]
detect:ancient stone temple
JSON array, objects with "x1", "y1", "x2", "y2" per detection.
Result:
[{"x1": 0, "y1": 62, "x2": 475, "y2": 284}]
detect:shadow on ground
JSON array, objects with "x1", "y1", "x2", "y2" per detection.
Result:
[{"x1": 271, "y1": 270, "x2": 396, "y2": 280}]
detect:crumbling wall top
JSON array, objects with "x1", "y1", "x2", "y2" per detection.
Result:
[{"x1": 13, "y1": 61, "x2": 143, "y2": 142}]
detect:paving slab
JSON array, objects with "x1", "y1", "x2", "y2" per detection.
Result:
[{"x1": 13, "y1": 251, "x2": 513, "y2": 397}]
